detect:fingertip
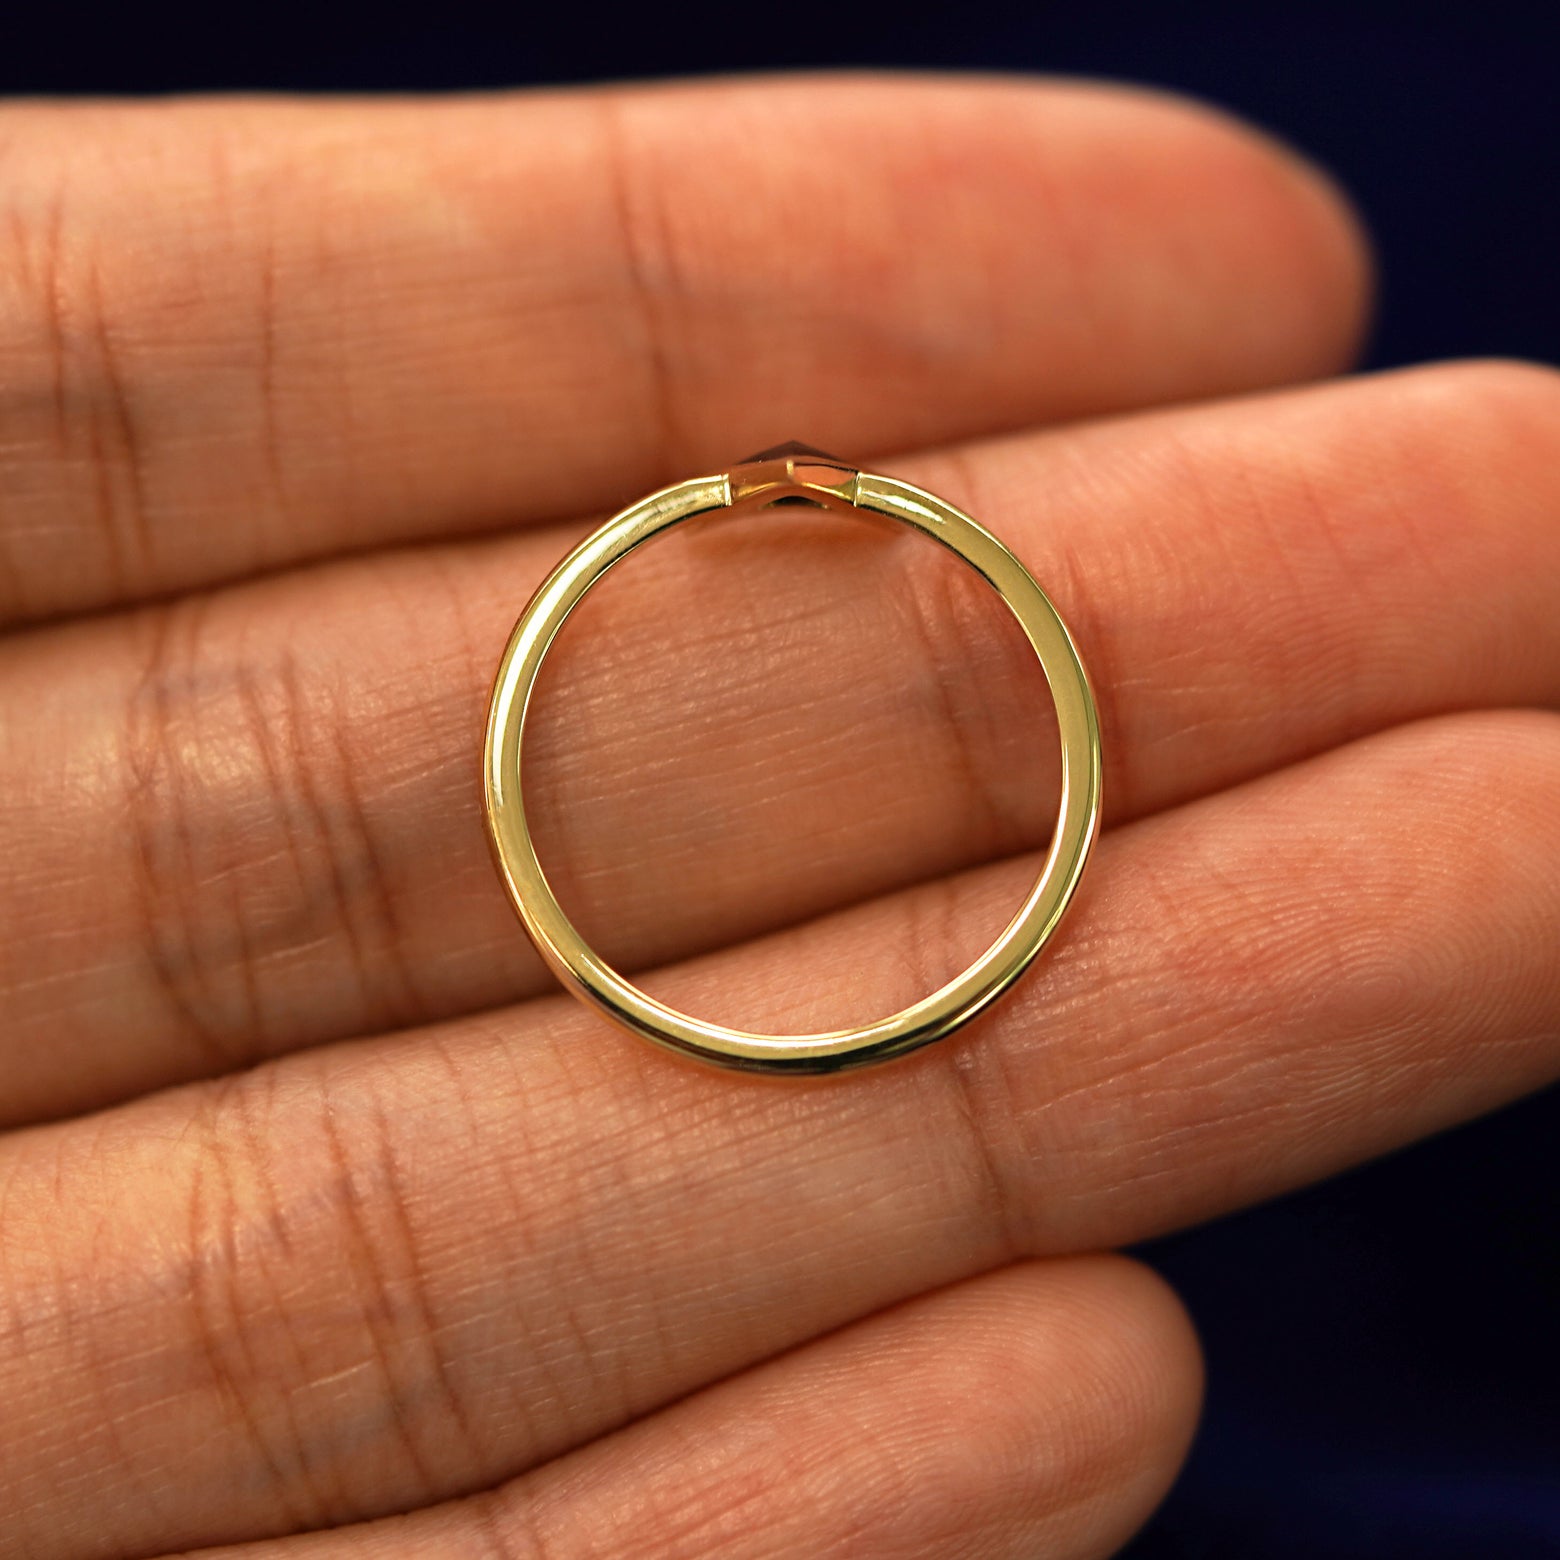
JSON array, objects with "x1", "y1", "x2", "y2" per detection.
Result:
[
  {"x1": 1204, "y1": 104, "x2": 1377, "y2": 377},
  {"x1": 1089, "y1": 78, "x2": 1377, "y2": 385},
  {"x1": 882, "y1": 71, "x2": 1378, "y2": 406},
  {"x1": 986, "y1": 1254, "x2": 1206, "y2": 1536},
  {"x1": 868, "y1": 1254, "x2": 1205, "y2": 1558}
]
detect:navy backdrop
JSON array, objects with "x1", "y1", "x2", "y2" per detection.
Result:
[{"x1": 7, "y1": 4, "x2": 1556, "y2": 1554}]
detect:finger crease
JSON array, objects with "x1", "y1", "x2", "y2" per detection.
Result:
[
  {"x1": 598, "y1": 97, "x2": 683, "y2": 488},
  {"x1": 87, "y1": 250, "x2": 155, "y2": 588}
]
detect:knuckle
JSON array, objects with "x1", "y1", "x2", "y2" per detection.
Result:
[
  {"x1": 2, "y1": 165, "x2": 156, "y2": 598},
  {"x1": 309, "y1": 1079, "x2": 474, "y2": 1494},
  {"x1": 122, "y1": 601, "x2": 413, "y2": 1076},
  {"x1": 125, "y1": 599, "x2": 262, "y2": 1070},
  {"x1": 180, "y1": 1078, "x2": 323, "y2": 1522},
  {"x1": 0, "y1": 108, "x2": 295, "y2": 617},
  {"x1": 181, "y1": 1069, "x2": 478, "y2": 1516}
]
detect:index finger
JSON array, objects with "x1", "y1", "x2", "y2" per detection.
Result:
[{"x1": 0, "y1": 73, "x2": 1368, "y2": 623}]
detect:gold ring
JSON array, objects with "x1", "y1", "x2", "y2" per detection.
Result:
[{"x1": 483, "y1": 442, "x2": 1103, "y2": 1075}]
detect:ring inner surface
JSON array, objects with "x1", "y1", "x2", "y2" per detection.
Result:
[{"x1": 512, "y1": 480, "x2": 1063, "y2": 1054}]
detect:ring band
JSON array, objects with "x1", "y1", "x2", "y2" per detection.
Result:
[{"x1": 483, "y1": 442, "x2": 1103, "y2": 1075}]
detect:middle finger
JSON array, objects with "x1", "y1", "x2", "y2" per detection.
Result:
[{"x1": 1, "y1": 362, "x2": 1557, "y2": 1123}]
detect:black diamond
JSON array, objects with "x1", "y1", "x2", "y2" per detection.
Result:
[{"x1": 737, "y1": 440, "x2": 848, "y2": 465}]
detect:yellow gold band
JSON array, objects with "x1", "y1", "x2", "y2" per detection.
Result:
[{"x1": 483, "y1": 445, "x2": 1103, "y2": 1075}]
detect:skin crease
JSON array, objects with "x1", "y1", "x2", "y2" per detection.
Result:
[{"x1": 0, "y1": 71, "x2": 1555, "y2": 1560}]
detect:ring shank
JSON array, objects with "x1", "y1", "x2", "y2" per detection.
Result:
[{"x1": 483, "y1": 462, "x2": 1102, "y2": 1074}]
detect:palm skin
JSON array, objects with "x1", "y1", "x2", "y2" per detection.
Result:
[{"x1": 0, "y1": 74, "x2": 1556, "y2": 1560}]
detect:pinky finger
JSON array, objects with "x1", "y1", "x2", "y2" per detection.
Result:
[{"x1": 171, "y1": 1257, "x2": 1202, "y2": 1560}]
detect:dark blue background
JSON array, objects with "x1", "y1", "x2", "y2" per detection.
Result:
[{"x1": 8, "y1": 4, "x2": 1556, "y2": 1554}]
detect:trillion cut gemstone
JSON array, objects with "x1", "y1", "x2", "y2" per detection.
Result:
[{"x1": 737, "y1": 439, "x2": 849, "y2": 465}]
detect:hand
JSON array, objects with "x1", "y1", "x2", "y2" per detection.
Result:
[{"x1": 2, "y1": 75, "x2": 1556, "y2": 1560}]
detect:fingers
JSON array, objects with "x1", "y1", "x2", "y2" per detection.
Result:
[
  {"x1": 163, "y1": 1259, "x2": 1200, "y2": 1560},
  {"x1": 4, "y1": 362, "x2": 1560, "y2": 1123},
  {"x1": 0, "y1": 75, "x2": 1369, "y2": 622},
  {"x1": 3, "y1": 712, "x2": 1558, "y2": 1555}
]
